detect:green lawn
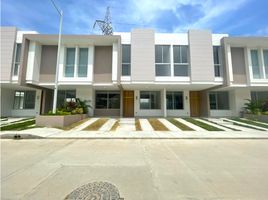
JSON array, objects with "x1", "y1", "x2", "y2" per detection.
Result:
[
  {"x1": 167, "y1": 118, "x2": 194, "y2": 131},
  {"x1": 0, "y1": 120, "x2": 36, "y2": 131},
  {"x1": 184, "y1": 118, "x2": 224, "y2": 131},
  {"x1": 230, "y1": 118, "x2": 268, "y2": 129}
]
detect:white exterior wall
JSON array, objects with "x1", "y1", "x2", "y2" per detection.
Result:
[
  {"x1": 1, "y1": 88, "x2": 14, "y2": 116},
  {"x1": 112, "y1": 43, "x2": 118, "y2": 82},
  {"x1": 26, "y1": 41, "x2": 42, "y2": 83},
  {"x1": 76, "y1": 87, "x2": 94, "y2": 116}
]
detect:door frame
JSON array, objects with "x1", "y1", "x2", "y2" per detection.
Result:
[
  {"x1": 123, "y1": 90, "x2": 134, "y2": 117},
  {"x1": 190, "y1": 91, "x2": 200, "y2": 117}
]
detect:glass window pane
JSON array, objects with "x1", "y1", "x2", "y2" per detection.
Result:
[
  {"x1": 96, "y1": 92, "x2": 108, "y2": 109},
  {"x1": 162, "y1": 46, "x2": 170, "y2": 63},
  {"x1": 174, "y1": 65, "x2": 188, "y2": 76},
  {"x1": 156, "y1": 64, "x2": 171, "y2": 76},
  {"x1": 181, "y1": 46, "x2": 188, "y2": 63},
  {"x1": 209, "y1": 93, "x2": 217, "y2": 110},
  {"x1": 65, "y1": 48, "x2": 75, "y2": 77},
  {"x1": 122, "y1": 64, "x2": 130, "y2": 76},
  {"x1": 217, "y1": 92, "x2": 229, "y2": 109},
  {"x1": 14, "y1": 63, "x2": 19, "y2": 76},
  {"x1": 213, "y1": 46, "x2": 220, "y2": 64},
  {"x1": 166, "y1": 92, "x2": 173, "y2": 109},
  {"x1": 57, "y1": 90, "x2": 66, "y2": 107},
  {"x1": 214, "y1": 65, "x2": 221, "y2": 77},
  {"x1": 263, "y1": 50, "x2": 268, "y2": 78},
  {"x1": 150, "y1": 91, "x2": 161, "y2": 109},
  {"x1": 108, "y1": 93, "x2": 120, "y2": 109},
  {"x1": 251, "y1": 50, "x2": 261, "y2": 79},
  {"x1": 155, "y1": 45, "x2": 162, "y2": 63},
  {"x1": 174, "y1": 92, "x2": 183, "y2": 109},
  {"x1": 140, "y1": 92, "x2": 150, "y2": 109},
  {"x1": 15, "y1": 44, "x2": 21, "y2": 62},
  {"x1": 173, "y1": 46, "x2": 180, "y2": 63},
  {"x1": 122, "y1": 45, "x2": 130, "y2": 63},
  {"x1": 13, "y1": 91, "x2": 23, "y2": 109},
  {"x1": 78, "y1": 48, "x2": 88, "y2": 77},
  {"x1": 24, "y1": 91, "x2": 36, "y2": 109},
  {"x1": 251, "y1": 91, "x2": 268, "y2": 102}
]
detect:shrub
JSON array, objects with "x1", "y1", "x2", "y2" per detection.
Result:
[{"x1": 244, "y1": 99, "x2": 262, "y2": 115}]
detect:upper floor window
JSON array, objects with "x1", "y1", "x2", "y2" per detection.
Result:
[
  {"x1": 263, "y1": 49, "x2": 268, "y2": 78},
  {"x1": 78, "y1": 48, "x2": 88, "y2": 77},
  {"x1": 209, "y1": 91, "x2": 229, "y2": 110},
  {"x1": 122, "y1": 45, "x2": 131, "y2": 76},
  {"x1": 173, "y1": 45, "x2": 189, "y2": 76},
  {"x1": 166, "y1": 91, "x2": 183, "y2": 110},
  {"x1": 13, "y1": 43, "x2": 21, "y2": 76},
  {"x1": 213, "y1": 46, "x2": 222, "y2": 77},
  {"x1": 155, "y1": 45, "x2": 171, "y2": 76},
  {"x1": 13, "y1": 91, "x2": 35, "y2": 109},
  {"x1": 65, "y1": 48, "x2": 75, "y2": 77}
]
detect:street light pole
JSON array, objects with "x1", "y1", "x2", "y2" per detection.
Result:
[{"x1": 50, "y1": 0, "x2": 63, "y2": 113}]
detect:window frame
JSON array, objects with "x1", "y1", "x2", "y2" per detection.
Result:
[
  {"x1": 209, "y1": 91, "x2": 230, "y2": 110},
  {"x1": 122, "y1": 44, "x2": 131, "y2": 76},
  {"x1": 173, "y1": 45, "x2": 189, "y2": 77},
  {"x1": 13, "y1": 43, "x2": 22, "y2": 77},
  {"x1": 77, "y1": 48, "x2": 88, "y2": 77},
  {"x1": 166, "y1": 91, "x2": 184, "y2": 110},
  {"x1": 140, "y1": 91, "x2": 161, "y2": 110},
  {"x1": 213, "y1": 46, "x2": 222, "y2": 77},
  {"x1": 57, "y1": 90, "x2": 76, "y2": 107},
  {"x1": 13, "y1": 91, "x2": 36, "y2": 110},
  {"x1": 95, "y1": 91, "x2": 120, "y2": 109},
  {"x1": 155, "y1": 45, "x2": 171, "y2": 76}
]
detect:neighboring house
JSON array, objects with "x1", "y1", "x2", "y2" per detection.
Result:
[{"x1": 1, "y1": 26, "x2": 268, "y2": 117}]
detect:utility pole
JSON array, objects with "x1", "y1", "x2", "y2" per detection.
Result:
[{"x1": 93, "y1": 7, "x2": 113, "y2": 35}]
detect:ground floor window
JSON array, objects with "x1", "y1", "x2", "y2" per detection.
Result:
[
  {"x1": 13, "y1": 91, "x2": 36, "y2": 109},
  {"x1": 251, "y1": 91, "x2": 268, "y2": 102},
  {"x1": 57, "y1": 90, "x2": 76, "y2": 107},
  {"x1": 166, "y1": 91, "x2": 183, "y2": 109},
  {"x1": 95, "y1": 91, "x2": 120, "y2": 109},
  {"x1": 209, "y1": 91, "x2": 229, "y2": 110},
  {"x1": 140, "y1": 91, "x2": 161, "y2": 109}
]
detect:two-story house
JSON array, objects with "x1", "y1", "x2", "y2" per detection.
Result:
[{"x1": 1, "y1": 27, "x2": 267, "y2": 117}]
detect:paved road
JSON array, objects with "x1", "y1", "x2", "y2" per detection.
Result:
[{"x1": 1, "y1": 139, "x2": 268, "y2": 200}]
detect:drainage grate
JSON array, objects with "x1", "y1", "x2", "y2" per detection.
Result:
[{"x1": 64, "y1": 181, "x2": 123, "y2": 200}]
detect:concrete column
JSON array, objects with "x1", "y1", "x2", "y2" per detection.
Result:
[
  {"x1": 163, "y1": 88, "x2": 167, "y2": 117},
  {"x1": 74, "y1": 46, "x2": 79, "y2": 77}
]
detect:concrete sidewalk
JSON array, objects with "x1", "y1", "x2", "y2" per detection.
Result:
[{"x1": 1, "y1": 128, "x2": 268, "y2": 139}]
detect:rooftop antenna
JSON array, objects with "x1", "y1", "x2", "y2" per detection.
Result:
[{"x1": 93, "y1": 6, "x2": 113, "y2": 35}]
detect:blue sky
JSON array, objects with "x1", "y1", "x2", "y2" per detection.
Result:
[{"x1": 2, "y1": 0, "x2": 268, "y2": 36}]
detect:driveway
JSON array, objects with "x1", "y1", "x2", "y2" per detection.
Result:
[{"x1": 1, "y1": 139, "x2": 268, "y2": 200}]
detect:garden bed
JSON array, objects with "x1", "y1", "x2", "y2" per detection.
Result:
[
  {"x1": 244, "y1": 114, "x2": 268, "y2": 123},
  {"x1": 36, "y1": 114, "x2": 87, "y2": 128}
]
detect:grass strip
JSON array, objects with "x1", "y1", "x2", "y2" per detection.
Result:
[
  {"x1": 231, "y1": 118, "x2": 268, "y2": 129},
  {"x1": 135, "y1": 119, "x2": 142, "y2": 131},
  {"x1": 167, "y1": 118, "x2": 193, "y2": 131},
  {"x1": 110, "y1": 120, "x2": 119, "y2": 131},
  {"x1": 62, "y1": 118, "x2": 90, "y2": 131},
  {"x1": 0, "y1": 120, "x2": 35, "y2": 131},
  {"x1": 148, "y1": 118, "x2": 169, "y2": 131},
  {"x1": 0, "y1": 117, "x2": 35, "y2": 127},
  {"x1": 223, "y1": 119, "x2": 265, "y2": 131},
  {"x1": 202, "y1": 118, "x2": 240, "y2": 131},
  {"x1": 184, "y1": 118, "x2": 224, "y2": 131},
  {"x1": 83, "y1": 118, "x2": 109, "y2": 131}
]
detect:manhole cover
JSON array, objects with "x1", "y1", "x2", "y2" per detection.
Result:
[{"x1": 64, "y1": 181, "x2": 123, "y2": 200}]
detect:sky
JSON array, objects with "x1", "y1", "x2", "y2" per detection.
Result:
[{"x1": 1, "y1": 0, "x2": 268, "y2": 36}]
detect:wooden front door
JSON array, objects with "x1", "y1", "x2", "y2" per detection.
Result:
[
  {"x1": 190, "y1": 91, "x2": 200, "y2": 117},
  {"x1": 123, "y1": 91, "x2": 134, "y2": 117}
]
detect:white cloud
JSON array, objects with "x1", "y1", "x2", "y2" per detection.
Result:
[{"x1": 256, "y1": 27, "x2": 268, "y2": 36}]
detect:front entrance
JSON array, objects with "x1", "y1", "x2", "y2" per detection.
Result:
[
  {"x1": 190, "y1": 91, "x2": 200, "y2": 117},
  {"x1": 123, "y1": 91, "x2": 134, "y2": 117}
]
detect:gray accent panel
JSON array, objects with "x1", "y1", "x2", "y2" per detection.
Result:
[
  {"x1": 131, "y1": 29, "x2": 155, "y2": 81},
  {"x1": 94, "y1": 109, "x2": 120, "y2": 116},
  {"x1": 18, "y1": 38, "x2": 30, "y2": 85},
  {"x1": 40, "y1": 45, "x2": 57, "y2": 82},
  {"x1": 1, "y1": 88, "x2": 14, "y2": 117},
  {"x1": 0, "y1": 27, "x2": 17, "y2": 81},
  {"x1": 231, "y1": 47, "x2": 247, "y2": 84},
  {"x1": 94, "y1": 46, "x2": 112, "y2": 83},
  {"x1": 188, "y1": 30, "x2": 214, "y2": 82}
]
